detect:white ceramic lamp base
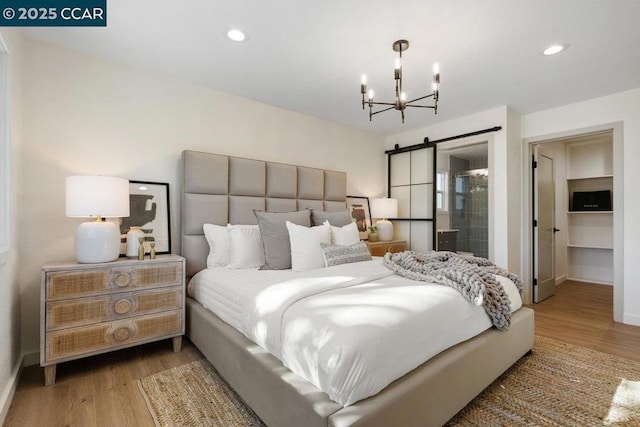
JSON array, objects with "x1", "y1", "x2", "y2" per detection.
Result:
[
  {"x1": 75, "y1": 221, "x2": 121, "y2": 263},
  {"x1": 376, "y1": 219, "x2": 394, "y2": 241}
]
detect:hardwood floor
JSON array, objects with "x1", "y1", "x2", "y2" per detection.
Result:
[
  {"x1": 529, "y1": 280, "x2": 640, "y2": 362},
  {"x1": 5, "y1": 281, "x2": 640, "y2": 426},
  {"x1": 4, "y1": 339, "x2": 204, "y2": 427}
]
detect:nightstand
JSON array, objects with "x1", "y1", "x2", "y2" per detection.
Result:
[
  {"x1": 40, "y1": 254, "x2": 185, "y2": 385},
  {"x1": 366, "y1": 240, "x2": 408, "y2": 257}
]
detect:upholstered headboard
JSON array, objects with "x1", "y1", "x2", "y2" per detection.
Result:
[{"x1": 181, "y1": 150, "x2": 348, "y2": 277}]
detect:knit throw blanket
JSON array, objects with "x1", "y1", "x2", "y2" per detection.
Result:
[{"x1": 383, "y1": 251, "x2": 523, "y2": 331}]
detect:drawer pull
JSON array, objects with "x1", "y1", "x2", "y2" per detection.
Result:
[
  {"x1": 114, "y1": 299, "x2": 132, "y2": 315},
  {"x1": 113, "y1": 327, "x2": 131, "y2": 341},
  {"x1": 112, "y1": 273, "x2": 132, "y2": 288}
]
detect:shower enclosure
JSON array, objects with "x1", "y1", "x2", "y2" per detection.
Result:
[{"x1": 437, "y1": 143, "x2": 489, "y2": 258}]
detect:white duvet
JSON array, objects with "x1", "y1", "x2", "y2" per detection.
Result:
[{"x1": 189, "y1": 258, "x2": 522, "y2": 406}]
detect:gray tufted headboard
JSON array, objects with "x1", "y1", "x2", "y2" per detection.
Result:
[{"x1": 181, "y1": 150, "x2": 347, "y2": 277}]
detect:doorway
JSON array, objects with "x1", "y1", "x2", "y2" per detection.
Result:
[
  {"x1": 436, "y1": 142, "x2": 489, "y2": 258},
  {"x1": 529, "y1": 130, "x2": 616, "y2": 311}
]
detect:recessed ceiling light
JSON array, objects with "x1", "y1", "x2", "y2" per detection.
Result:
[
  {"x1": 227, "y1": 29, "x2": 246, "y2": 42},
  {"x1": 543, "y1": 44, "x2": 569, "y2": 56}
]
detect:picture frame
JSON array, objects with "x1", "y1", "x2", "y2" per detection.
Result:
[
  {"x1": 346, "y1": 195, "x2": 371, "y2": 240},
  {"x1": 119, "y1": 180, "x2": 171, "y2": 256}
]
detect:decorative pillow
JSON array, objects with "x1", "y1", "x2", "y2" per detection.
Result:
[
  {"x1": 311, "y1": 209, "x2": 353, "y2": 227},
  {"x1": 321, "y1": 242, "x2": 372, "y2": 267},
  {"x1": 254, "y1": 210, "x2": 312, "y2": 270},
  {"x1": 286, "y1": 221, "x2": 331, "y2": 271},
  {"x1": 226, "y1": 224, "x2": 265, "y2": 269},
  {"x1": 325, "y1": 220, "x2": 360, "y2": 246},
  {"x1": 203, "y1": 223, "x2": 230, "y2": 268}
]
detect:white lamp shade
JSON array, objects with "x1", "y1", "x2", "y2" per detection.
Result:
[
  {"x1": 370, "y1": 198, "x2": 398, "y2": 219},
  {"x1": 66, "y1": 175, "x2": 130, "y2": 263},
  {"x1": 66, "y1": 175, "x2": 130, "y2": 218}
]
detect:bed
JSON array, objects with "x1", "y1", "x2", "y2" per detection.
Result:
[{"x1": 181, "y1": 150, "x2": 535, "y2": 427}]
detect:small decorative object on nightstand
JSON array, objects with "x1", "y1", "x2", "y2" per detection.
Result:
[
  {"x1": 366, "y1": 240, "x2": 407, "y2": 257},
  {"x1": 40, "y1": 254, "x2": 185, "y2": 386},
  {"x1": 138, "y1": 237, "x2": 145, "y2": 260},
  {"x1": 126, "y1": 226, "x2": 145, "y2": 258},
  {"x1": 150, "y1": 242, "x2": 157, "y2": 259},
  {"x1": 367, "y1": 224, "x2": 379, "y2": 242}
]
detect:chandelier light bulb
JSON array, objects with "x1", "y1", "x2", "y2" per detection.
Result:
[
  {"x1": 361, "y1": 74, "x2": 367, "y2": 85},
  {"x1": 433, "y1": 63, "x2": 440, "y2": 74},
  {"x1": 368, "y1": 89, "x2": 375, "y2": 100},
  {"x1": 395, "y1": 58, "x2": 401, "y2": 69},
  {"x1": 400, "y1": 92, "x2": 407, "y2": 102},
  {"x1": 432, "y1": 82, "x2": 438, "y2": 91}
]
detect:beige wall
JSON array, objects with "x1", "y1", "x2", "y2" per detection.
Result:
[
  {"x1": 0, "y1": 28, "x2": 23, "y2": 422},
  {"x1": 19, "y1": 37, "x2": 385, "y2": 357}
]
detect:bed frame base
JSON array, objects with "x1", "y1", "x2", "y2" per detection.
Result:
[{"x1": 187, "y1": 298, "x2": 534, "y2": 427}]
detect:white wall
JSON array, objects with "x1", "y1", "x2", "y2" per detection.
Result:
[
  {"x1": 384, "y1": 107, "x2": 523, "y2": 280},
  {"x1": 0, "y1": 28, "x2": 23, "y2": 423},
  {"x1": 19, "y1": 38, "x2": 386, "y2": 357},
  {"x1": 522, "y1": 88, "x2": 640, "y2": 325}
]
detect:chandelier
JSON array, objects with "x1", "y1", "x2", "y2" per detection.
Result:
[{"x1": 360, "y1": 39, "x2": 440, "y2": 123}]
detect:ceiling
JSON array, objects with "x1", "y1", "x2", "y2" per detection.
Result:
[{"x1": 21, "y1": 0, "x2": 640, "y2": 136}]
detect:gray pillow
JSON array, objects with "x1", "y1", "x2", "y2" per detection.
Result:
[
  {"x1": 311, "y1": 209, "x2": 353, "y2": 227},
  {"x1": 321, "y1": 242, "x2": 372, "y2": 267},
  {"x1": 254, "y1": 210, "x2": 311, "y2": 270}
]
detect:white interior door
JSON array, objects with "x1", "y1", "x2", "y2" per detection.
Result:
[{"x1": 534, "y1": 149, "x2": 556, "y2": 302}]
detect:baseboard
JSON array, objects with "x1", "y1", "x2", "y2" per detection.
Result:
[
  {"x1": 22, "y1": 351, "x2": 39, "y2": 367},
  {"x1": 0, "y1": 354, "x2": 23, "y2": 425},
  {"x1": 623, "y1": 313, "x2": 640, "y2": 327},
  {"x1": 566, "y1": 276, "x2": 613, "y2": 286},
  {"x1": 555, "y1": 274, "x2": 567, "y2": 285}
]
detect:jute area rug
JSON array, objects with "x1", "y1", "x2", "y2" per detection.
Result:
[{"x1": 138, "y1": 336, "x2": 640, "y2": 426}]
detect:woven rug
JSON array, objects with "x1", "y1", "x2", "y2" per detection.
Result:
[
  {"x1": 138, "y1": 336, "x2": 640, "y2": 426},
  {"x1": 138, "y1": 359, "x2": 265, "y2": 426}
]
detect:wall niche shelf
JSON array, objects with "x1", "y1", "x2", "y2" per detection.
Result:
[
  {"x1": 567, "y1": 211, "x2": 612, "y2": 214},
  {"x1": 565, "y1": 135, "x2": 614, "y2": 285},
  {"x1": 567, "y1": 244, "x2": 613, "y2": 250}
]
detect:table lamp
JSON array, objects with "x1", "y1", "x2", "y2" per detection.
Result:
[
  {"x1": 66, "y1": 175, "x2": 130, "y2": 263},
  {"x1": 370, "y1": 198, "x2": 398, "y2": 242}
]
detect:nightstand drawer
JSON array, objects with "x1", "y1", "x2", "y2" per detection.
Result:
[
  {"x1": 367, "y1": 240, "x2": 408, "y2": 257},
  {"x1": 45, "y1": 310, "x2": 182, "y2": 362},
  {"x1": 46, "y1": 261, "x2": 183, "y2": 301},
  {"x1": 46, "y1": 286, "x2": 183, "y2": 331}
]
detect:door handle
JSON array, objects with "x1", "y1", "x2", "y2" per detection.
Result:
[{"x1": 553, "y1": 227, "x2": 560, "y2": 233}]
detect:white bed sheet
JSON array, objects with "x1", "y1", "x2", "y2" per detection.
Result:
[{"x1": 188, "y1": 259, "x2": 522, "y2": 406}]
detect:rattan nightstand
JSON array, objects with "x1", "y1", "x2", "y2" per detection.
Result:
[
  {"x1": 366, "y1": 240, "x2": 408, "y2": 257},
  {"x1": 40, "y1": 254, "x2": 185, "y2": 385}
]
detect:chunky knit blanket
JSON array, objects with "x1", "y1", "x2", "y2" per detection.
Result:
[{"x1": 383, "y1": 251, "x2": 523, "y2": 331}]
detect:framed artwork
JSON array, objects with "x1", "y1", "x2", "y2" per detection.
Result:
[
  {"x1": 119, "y1": 180, "x2": 171, "y2": 256},
  {"x1": 346, "y1": 195, "x2": 371, "y2": 240}
]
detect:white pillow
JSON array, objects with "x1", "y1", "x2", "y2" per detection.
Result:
[
  {"x1": 325, "y1": 220, "x2": 361, "y2": 246},
  {"x1": 286, "y1": 221, "x2": 331, "y2": 272},
  {"x1": 203, "y1": 224, "x2": 230, "y2": 268},
  {"x1": 227, "y1": 224, "x2": 265, "y2": 269}
]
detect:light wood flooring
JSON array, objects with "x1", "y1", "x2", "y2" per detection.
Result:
[
  {"x1": 5, "y1": 280, "x2": 640, "y2": 426},
  {"x1": 529, "y1": 280, "x2": 640, "y2": 362}
]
